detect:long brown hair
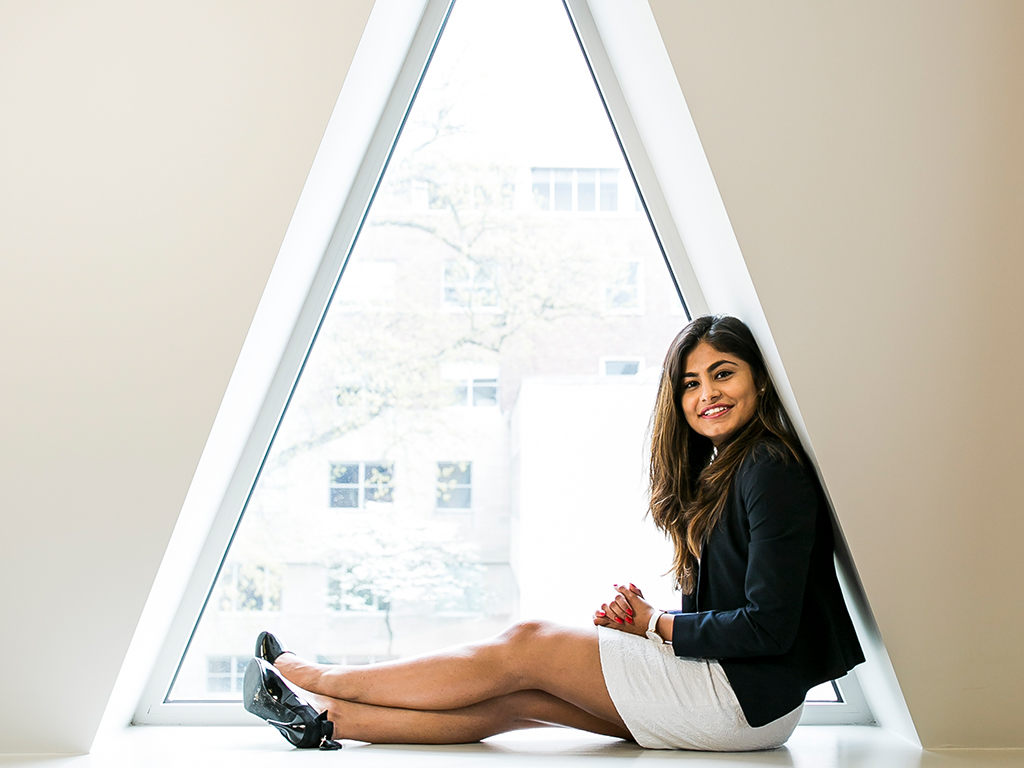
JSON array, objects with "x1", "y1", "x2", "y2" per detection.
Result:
[{"x1": 649, "y1": 315, "x2": 803, "y2": 594}]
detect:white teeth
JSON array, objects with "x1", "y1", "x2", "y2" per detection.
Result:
[{"x1": 703, "y1": 406, "x2": 728, "y2": 417}]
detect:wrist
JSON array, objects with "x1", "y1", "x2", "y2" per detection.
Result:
[
  {"x1": 645, "y1": 610, "x2": 669, "y2": 644},
  {"x1": 657, "y1": 613, "x2": 672, "y2": 644}
]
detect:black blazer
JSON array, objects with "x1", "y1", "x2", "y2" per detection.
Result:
[{"x1": 669, "y1": 440, "x2": 865, "y2": 727}]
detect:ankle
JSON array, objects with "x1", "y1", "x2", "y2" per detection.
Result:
[{"x1": 273, "y1": 651, "x2": 299, "y2": 668}]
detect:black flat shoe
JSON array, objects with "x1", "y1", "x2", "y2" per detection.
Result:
[
  {"x1": 256, "y1": 630, "x2": 292, "y2": 664},
  {"x1": 243, "y1": 657, "x2": 342, "y2": 750}
]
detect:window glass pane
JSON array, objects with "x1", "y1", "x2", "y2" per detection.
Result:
[
  {"x1": 448, "y1": 382, "x2": 469, "y2": 406},
  {"x1": 600, "y1": 169, "x2": 618, "y2": 211},
  {"x1": 168, "y1": 0, "x2": 687, "y2": 702},
  {"x1": 330, "y1": 463, "x2": 359, "y2": 484},
  {"x1": 365, "y1": 463, "x2": 395, "y2": 503},
  {"x1": 604, "y1": 360, "x2": 639, "y2": 376},
  {"x1": 438, "y1": 461, "x2": 471, "y2": 485},
  {"x1": 437, "y1": 487, "x2": 472, "y2": 509},
  {"x1": 207, "y1": 676, "x2": 231, "y2": 693},
  {"x1": 553, "y1": 169, "x2": 572, "y2": 210},
  {"x1": 606, "y1": 262, "x2": 641, "y2": 311},
  {"x1": 472, "y1": 264, "x2": 500, "y2": 308},
  {"x1": 577, "y1": 169, "x2": 596, "y2": 211},
  {"x1": 330, "y1": 488, "x2": 359, "y2": 508},
  {"x1": 531, "y1": 168, "x2": 550, "y2": 210},
  {"x1": 805, "y1": 681, "x2": 843, "y2": 703},
  {"x1": 472, "y1": 380, "x2": 498, "y2": 406},
  {"x1": 428, "y1": 181, "x2": 447, "y2": 210}
]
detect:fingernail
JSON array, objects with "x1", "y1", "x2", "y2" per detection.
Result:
[
  {"x1": 615, "y1": 618, "x2": 624, "y2": 624},
  {"x1": 629, "y1": 583, "x2": 637, "y2": 590},
  {"x1": 597, "y1": 611, "x2": 606, "y2": 617},
  {"x1": 626, "y1": 608, "x2": 634, "y2": 616},
  {"x1": 626, "y1": 617, "x2": 634, "y2": 625}
]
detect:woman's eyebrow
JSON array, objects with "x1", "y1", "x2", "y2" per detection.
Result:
[{"x1": 682, "y1": 360, "x2": 737, "y2": 378}]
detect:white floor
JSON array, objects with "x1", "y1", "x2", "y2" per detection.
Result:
[{"x1": 1, "y1": 726, "x2": 1022, "y2": 768}]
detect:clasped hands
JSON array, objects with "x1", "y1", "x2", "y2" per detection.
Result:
[{"x1": 593, "y1": 582, "x2": 654, "y2": 638}]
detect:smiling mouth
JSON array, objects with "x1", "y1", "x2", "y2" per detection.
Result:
[{"x1": 700, "y1": 405, "x2": 731, "y2": 419}]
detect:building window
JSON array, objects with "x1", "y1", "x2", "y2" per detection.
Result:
[
  {"x1": 449, "y1": 377, "x2": 498, "y2": 406},
  {"x1": 601, "y1": 357, "x2": 643, "y2": 376},
  {"x1": 532, "y1": 167, "x2": 619, "y2": 212},
  {"x1": 217, "y1": 563, "x2": 282, "y2": 612},
  {"x1": 442, "y1": 261, "x2": 500, "y2": 311},
  {"x1": 327, "y1": 565, "x2": 390, "y2": 613},
  {"x1": 604, "y1": 261, "x2": 642, "y2": 313},
  {"x1": 437, "y1": 461, "x2": 472, "y2": 509},
  {"x1": 330, "y1": 462, "x2": 395, "y2": 508},
  {"x1": 206, "y1": 655, "x2": 247, "y2": 694}
]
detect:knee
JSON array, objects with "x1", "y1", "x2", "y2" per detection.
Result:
[
  {"x1": 499, "y1": 619, "x2": 552, "y2": 648},
  {"x1": 495, "y1": 620, "x2": 556, "y2": 679}
]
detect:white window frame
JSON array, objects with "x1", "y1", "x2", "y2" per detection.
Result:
[
  {"x1": 599, "y1": 356, "x2": 644, "y2": 377},
  {"x1": 127, "y1": 0, "x2": 912, "y2": 739},
  {"x1": 531, "y1": 166, "x2": 620, "y2": 212},
  {"x1": 440, "y1": 259, "x2": 501, "y2": 312},
  {"x1": 213, "y1": 562, "x2": 282, "y2": 614},
  {"x1": 447, "y1": 376, "x2": 499, "y2": 407},
  {"x1": 602, "y1": 259, "x2": 644, "y2": 315},
  {"x1": 204, "y1": 655, "x2": 248, "y2": 698},
  {"x1": 329, "y1": 461, "x2": 395, "y2": 509},
  {"x1": 436, "y1": 460, "x2": 472, "y2": 511}
]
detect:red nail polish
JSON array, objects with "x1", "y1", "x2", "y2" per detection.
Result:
[
  {"x1": 597, "y1": 611, "x2": 606, "y2": 617},
  {"x1": 626, "y1": 608, "x2": 634, "y2": 616},
  {"x1": 629, "y1": 583, "x2": 637, "y2": 590},
  {"x1": 615, "y1": 617, "x2": 624, "y2": 624},
  {"x1": 626, "y1": 617, "x2": 634, "y2": 625}
]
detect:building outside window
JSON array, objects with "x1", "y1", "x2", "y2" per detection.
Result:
[
  {"x1": 216, "y1": 563, "x2": 281, "y2": 612},
  {"x1": 330, "y1": 462, "x2": 395, "y2": 508},
  {"x1": 605, "y1": 261, "x2": 642, "y2": 313},
  {"x1": 437, "y1": 461, "x2": 472, "y2": 509},
  {"x1": 601, "y1": 357, "x2": 643, "y2": 376},
  {"x1": 532, "y1": 167, "x2": 619, "y2": 211},
  {"x1": 442, "y1": 261, "x2": 500, "y2": 311},
  {"x1": 327, "y1": 564, "x2": 391, "y2": 613},
  {"x1": 449, "y1": 377, "x2": 498, "y2": 406},
  {"x1": 206, "y1": 656, "x2": 247, "y2": 694}
]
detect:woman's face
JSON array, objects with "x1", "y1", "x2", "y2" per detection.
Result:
[{"x1": 680, "y1": 341, "x2": 759, "y2": 447}]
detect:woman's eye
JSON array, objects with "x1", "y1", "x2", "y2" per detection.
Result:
[
  {"x1": 682, "y1": 380, "x2": 697, "y2": 389},
  {"x1": 715, "y1": 370, "x2": 733, "y2": 379}
]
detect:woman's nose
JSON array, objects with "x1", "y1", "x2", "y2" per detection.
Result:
[{"x1": 700, "y1": 380, "x2": 719, "y2": 400}]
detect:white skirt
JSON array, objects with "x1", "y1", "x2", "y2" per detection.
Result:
[{"x1": 598, "y1": 626, "x2": 802, "y2": 751}]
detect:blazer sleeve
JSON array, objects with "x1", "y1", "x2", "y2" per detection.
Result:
[{"x1": 670, "y1": 453, "x2": 817, "y2": 659}]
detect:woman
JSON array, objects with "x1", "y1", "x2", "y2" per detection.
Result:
[{"x1": 243, "y1": 314, "x2": 864, "y2": 751}]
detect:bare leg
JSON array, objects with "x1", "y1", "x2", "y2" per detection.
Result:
[
  {"x1": 302, "y1": 688, "x2": 633, "y2": 744},
  {"x1": 275, "y1": 621, "x2": 625, "y2": 730}
]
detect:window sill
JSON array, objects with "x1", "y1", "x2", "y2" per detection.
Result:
[{"x1": 69, "y1": 723, "x2": 930, "y2": 768}]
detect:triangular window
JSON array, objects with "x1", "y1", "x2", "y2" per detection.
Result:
[
  {"x1": 136, "y1": 0, "x2": 881, "y2": 730},
  {"x1": 167, "y1": 0, "x2": 687, "y2": 702}
]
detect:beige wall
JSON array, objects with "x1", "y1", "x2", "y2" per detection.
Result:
[
  {"x1": 1, "y1": 0, "x2": 1021, "y2": 754},
  {"x1": 0, "y1": 0, "x2": 372, "y2": 754},
  {"x1": 649, "y1": 0, "x2": 1024, "y2": 748}
]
